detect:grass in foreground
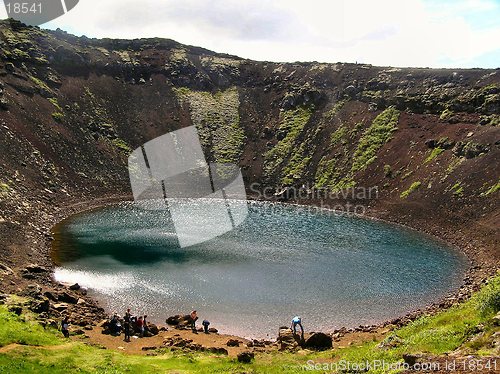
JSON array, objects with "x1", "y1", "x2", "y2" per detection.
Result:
[{"x1": 0, "y1": 274, "x2": 498, "y2": 373}]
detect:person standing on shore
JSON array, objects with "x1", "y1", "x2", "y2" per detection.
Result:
[
  {"x1": 124, "y1": 308, "x2": 131, "y2": 321},
  {"x1": 123, "y1": 310, "x2": 131, "y2": 342},
  {"x1": 190, "y1": 310, "x2": 198, "y2": 333},
  {"x1": 61, "y1": 316, "x2": 70, "y2": 338},
  {"x1": 143, "y1": 315, "x2": 149, "y2": 335}
]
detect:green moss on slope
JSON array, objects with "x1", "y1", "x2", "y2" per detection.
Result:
[
  {"x1": 425, "y1": 147, "x2": 445, "y2": 164},
  {"x1": 330, "y1": 125, "x2": 347, "y2": 146},
  {"x1": 280, "y1": 144, "x2": 312, "y2": 186},
  {"x1": 481, "y1": 179, "x2": 500, "y2": 196},
  {"x1": 174, "y1": 87, "x2": 245, "y2": 166},
  {"x1": 263, "y1": 106, "x2": 313, "y2": 179},
  {"x1": 400, "y1": 181, "x2": 421, "y2": 199},
  {"x1": 351, "y1": 107, "x2": 400, "y2": 173},
  {"x1": 51, "y1": 112, "x2": 64, "y2": 122}
]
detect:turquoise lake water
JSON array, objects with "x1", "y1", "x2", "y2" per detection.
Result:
[{"x1": 52, "y1": 200, "x2": 467, "y2": 339}]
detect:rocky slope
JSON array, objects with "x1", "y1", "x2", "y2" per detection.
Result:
[{"x1": 0, "y1": 18, "x2": 498, "y2": 304}]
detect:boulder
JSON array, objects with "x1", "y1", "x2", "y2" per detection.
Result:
[
  {"x1": 304, "y1": 332, "x2": 332, "y2": 350},
  {"x1": 453, "y1": 141, "x2": 489, "y2": 159},
  {"x1": 226, "y1": 339, "x2": 240, "y2": 347},
  {"x1": 208, "y1": 327, "x2": 218, "y2": 334},
  {"x1": 58, "y1": 292, "x2": 78, "y2": 304},
  {"x1": 403, "y1": 353, "x2": 422, "y2": 367},
  {"x1": 237, "y1": 351, "x2": 255, "y2": 363},
  {"x1": 8, "y1": 305, "x2": 22, "y2": 315},
  {"x1": 146, "y1": 322, "x2": 159, "y2": 335},
  {"x1": 0, "y1": 262, "x2": 13, "y2": 275},
  {"x1": 252, "y1": 339, "x2": 266, "y2": 348},
  {"x1": 277, "y1": 327, "x2": 300, "y2": 351},
  {"x1": 99, "y1": 319, "x2": 109, "y2": 328},
  {"x1": 52, "y1": 303, "x2": 69, "y2": 311},
  {"x1": 47, "y1": 319, "x2": 58, "y2": 329},
  {"x1": 21, "y1": 284, "x2": 43, "y2": 299},
  {"x1": 43, "y1": 291, "x2": 58, "y2": 301},
  {"x1": 166, "y1": 315, "x2": 184, "y2": 325},
  {"x1": 24, "y1": 264, "x2": 49, "y2": 273},
  {"x1": 0, "y1": 97, "x2": 7, "y2": 110},
  {"x1": 30, "y1": 297, "x2": 50, "y2": 313},
  {"x1": 377, "y1": 335, "x2": 404, "y2": 349},
  {"x1": 5, "y1": 62, "x2": 15, "y2": 72},
  {"x1": 492, "y1": 312, "x2": 500, "y2": 326},
  {"x1": 207, "y1": 347, "x2": 228, "y2": 355},
  {"x1": 69, "y1": 283, "x2": 80, "y2": 291}
]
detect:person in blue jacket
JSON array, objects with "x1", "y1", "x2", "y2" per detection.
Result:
[{"x1": 291, "y1": 316, "x2": 304, "y2": 337}]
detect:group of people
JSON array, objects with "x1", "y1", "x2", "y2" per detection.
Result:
[
  {"x1": 60, "y1": 309, "x2": 304, "y2": 340},
  {"x1": 109, "y1": 309, "x2": 150, "y2": 341},
  {"x1": 188, "y1": 310, "x2": 212, "y2": 334}
]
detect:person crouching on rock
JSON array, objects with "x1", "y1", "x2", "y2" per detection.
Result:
[
  {"x1": 190, "y1": 310, "x2": 198, "y2": 333},
  {"x1": 110, "y1": 313, "x2": 122, "y2": 336},
  {"x1": 291, "y1": 316, "x2": 304, "y2": 338},
  {"x1": 202, "y1": 319, "x2": 210, "y2": 334},
  {"x1": 61, "y1": 316, "x2": 70, "y2": 338},
  {"x1": 137, "y1": 316, "x2": 144, "y2": 337}
]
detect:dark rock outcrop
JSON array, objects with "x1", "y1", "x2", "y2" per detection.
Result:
[
  {"x1": 226, "y1": 338, "x2": 240, "y2": 347},
  {"x1": 453, "y1": 141, "x2": 490, "y2": 158},
  {"x1": 304, "y1": 332, "x2": 332, "y2": 350},
  {"x1": 237, "y1": 351, "x2": 255, "y2": 363}
]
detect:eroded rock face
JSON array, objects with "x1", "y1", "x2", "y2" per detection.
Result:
[
  {"x1": 280, "y1": 84, "x2": 326, "y2": 110},
  {"x1": 277, "y1": 327, "x2": 301, "y2": 351},
  {"x1": 453, "y1": 141, "x2": 490, "y2": 158}
]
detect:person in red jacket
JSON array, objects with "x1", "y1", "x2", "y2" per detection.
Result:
[
  {"x1": 137, "y1": 315, "x2": 144, "y2": 337},
  {"x1": 190, "y1": 310, "x2": 198, "y2": 333}
]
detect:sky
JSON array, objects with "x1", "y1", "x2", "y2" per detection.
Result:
[{"x1": 1, "y1": 0, "x2": 499, "y2": 68}]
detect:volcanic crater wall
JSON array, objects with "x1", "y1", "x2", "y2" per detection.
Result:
[{"x1": 0, "y1": 20, "x2": 498, "y2": 279}]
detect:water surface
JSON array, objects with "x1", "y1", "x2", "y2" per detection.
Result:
[{"x1": 52, "y1": 200, "x2": 466, "y2": 338}]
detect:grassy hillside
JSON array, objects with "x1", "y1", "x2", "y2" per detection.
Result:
[{"x1": 0, "y1": 274, "x2": 498, "y2": 373}]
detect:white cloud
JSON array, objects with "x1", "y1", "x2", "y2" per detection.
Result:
[{"x1": 1, "y1": 0, "x2": 499, "y2": 67}]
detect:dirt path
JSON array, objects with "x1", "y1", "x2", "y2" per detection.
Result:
[
  {"x1": 83, "y1": 326, "x2": 259, "y2": 357},
  {"x1": 79, "y1": 324, "x2": 391, "y2": 357}
]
